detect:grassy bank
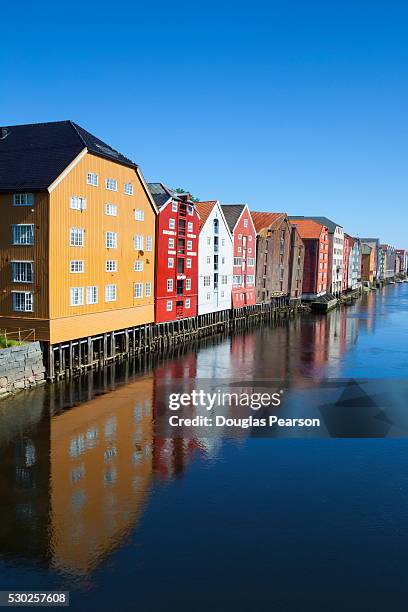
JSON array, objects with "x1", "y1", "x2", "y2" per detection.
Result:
[{"x1": 0, "y1": 335, "x2": 21, "y2": 349}]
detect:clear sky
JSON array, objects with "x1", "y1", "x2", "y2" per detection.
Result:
[{"x1": 2, "y1": 1, "x2": 408, "y2": 247}]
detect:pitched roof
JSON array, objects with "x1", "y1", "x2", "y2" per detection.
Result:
[
  {"x1": 361, "y1": 244, "x2": 372, "y2": 255},
  {"x1": 289, "y1": 215, "x2": 342, "y2": 233},
  {"x1": 195, "y1": 201, "x2": 217, "y2": 229},
  {"x1": 250, "y1": 211, "x2": 286, "y2": 233},
  {"x1": 289, "y1": 219, "x2": 326, "y2": 239},
  {"x1": 147, "y1": 182, "x2": 177, "y2": 208},
  {"x1": 221, "y1": 204, "x2": 246, "y2": 232},
  {"x1": 0, "y1": 120, "x2": 136, "y2": 191}
]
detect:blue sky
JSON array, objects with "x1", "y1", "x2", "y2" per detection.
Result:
[{"x1": 2, "y1": 1, "x2": 408, "y2": 247}]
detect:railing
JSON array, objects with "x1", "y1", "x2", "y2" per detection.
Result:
[{"x1": 0, "y1": 328, "x2": 36, "y2": 347}]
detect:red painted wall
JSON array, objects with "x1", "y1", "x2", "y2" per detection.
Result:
[
  {"x1": 302, "y1": 228, "x2": 329, "y2": 296},
  {"x1": 155, "y1": 196, "x2": 199, "y2": 323},
  {"x1": 231, "y1": 206, "x2": 257, "y2": 308}
]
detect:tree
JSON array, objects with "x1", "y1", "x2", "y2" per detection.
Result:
[{"x1": 173, "y1": 187, "x2": 200, "y2": 203}]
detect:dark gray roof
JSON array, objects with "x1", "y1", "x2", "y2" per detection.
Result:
[
  {"x1": 221, "y1": 204, "x2": 245, "y2": 232},
  {"x1": 359, "y1": 238, "x2": 380, "y2": 245},
  {"x1": 289, "y1": 216, "x2": 343, "y2": 233},
  {"x1": 147, "y1": 183, "x2": 184, "y2": 209},
  {"x1": 361, "y1": 244, "x2": 372, "y2": 255},
  {"x1": 0, "y1": 120, "x2": 136, "y2": 191}
]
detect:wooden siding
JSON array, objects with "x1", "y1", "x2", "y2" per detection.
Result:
[
  {"x1": 48, "y1": 153, "x2": 156, "y2": 343},
  {"x1": 0, "y1": 190, "x2": 50, "y2": 339}
]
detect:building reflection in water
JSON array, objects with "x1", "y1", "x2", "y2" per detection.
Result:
[{"x1": 0, "y1": 298, "x2": 366, "y2": 577}]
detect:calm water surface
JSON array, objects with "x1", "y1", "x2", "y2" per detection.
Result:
[{"x1": 1, "y1": 285, "x2": 408, "y2": 611}]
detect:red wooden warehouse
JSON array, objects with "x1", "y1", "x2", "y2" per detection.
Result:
[
  {"x1": 148, "y1": 184, "x2": 199, "y2": 323},
  {"x1": 221, "y1": 204, "x2": 257, "y2": 308}
]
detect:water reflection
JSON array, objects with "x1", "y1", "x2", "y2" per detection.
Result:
[{"x1": 0, "y1": 286, "x2": 398, "y2": 583}]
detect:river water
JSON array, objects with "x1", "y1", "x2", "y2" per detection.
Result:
[{"x1": 1, "y1": 285, "x2": 408, "y2": 611}]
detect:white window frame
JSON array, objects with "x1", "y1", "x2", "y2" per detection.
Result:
[
  {"x1": 105, "y1": 203, "x2": 117, "y2": 216},
  {"x1": 70, "y1": 287, "x2": 84, "y2": 306},
  {"x1": 169, "y1": 218, "x2": 176, "y2": 229},
  {"x1": 185, "y1": 298, "x2": 191, "y2": 309},
  {"x1": 186, "y1": 258, "x2": 192, "y2": 269},
  {"x1": 11, "y1": 261, "x2": 34, "y2": 283},
  {"x1": 105, "y1": 178, "x2": 118, "y2": 192},
  {"x1": 146, "y1": 236, "x2": 153, "y2": 251},
  {"x1": 168, "y1": 238, "x2": 175, "y2": 249},
  {"x1": 134, "y1": 260, "x2": 144, "y2": 271},
  {"x1": 167, "y1": 279, "x2": 173, "y2": 292},
  {"x1": 243, "y1": 219, "x2": 248, "y2": 228},
  {"x1": 12, "y1": 224, "x2": 34, "y2": 246},
  {"x1": 134, "y1": 282, "x2": 143, "y2": 299},
  {"x1": 172, "y1": 202, "x2": 178, "y2": 212},
  {"x1": 13, "y1": 193, "x2": 34, "y2": 206},
  {"x1": 168, "y1": 257, "x2": 174, "y2": 268},
  {"x1": 124, "y1": 182, "x2": 134, "y2": 195},
  {"x1": 86, "y1": 286, "x2": 98, "y2": 304},
  {"x1": 70, "y1": 260, "x2": 84, "y2": 273},
  {"x1": 87, "y1": 172, "x2": 99, "y2": 186},
  {"x1": 166, "y1": 300, "x2": 173, "y2": 312},
  {"x1": 106, "y1": 231, "x2": 117, "y2": 249},
  {"x1": 70, "y1": 195, "x2": 87, "y2": 211},
  {"x1": 186, "y1": 278, "x2": 191, "y2": 290},
  {"x1": 145, "y1": 282, "x2": 152, "y2": 297},
  {"x1": 105, "y1": 284, "x2": 117, "y2": 302},
  {"x1": 70, "y1": 227, "x2": 84, "y2": 247},
  {"x1": 106, "y1": 260, "x2": 117, "y2": 272},
  {"x1": 12, "y1": 291, "x2": 33, "y2": 312},
  {"x1": 135, "y1": 209, "x2": 144, "y2": 221},
  {"x1": 187, "y1": 222, "x2": 193, "y2": 232},
  {"x1": 187, "y1": 240, "x2": 192, "y2": 251},
  {"x1": 204, "y1": 276, "x2": 211, "y2": 287},
  {"x1": 134, "y1": 235, "x2": 144, "y2": 250}
]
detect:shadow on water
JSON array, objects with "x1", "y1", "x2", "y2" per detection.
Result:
[{"x1": 1, "y1": 285, "x2": 408, "y2": 610}]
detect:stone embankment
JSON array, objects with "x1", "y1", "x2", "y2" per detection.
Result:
[{"x1": 0, "y1": 342, "x2": 46, "y2": 399}]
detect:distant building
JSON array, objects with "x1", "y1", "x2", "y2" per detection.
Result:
[
  {"x1": 195, "y1": 201, "x2": 233, "y2": 315},
  {"x1": 359, "y1": 238, "x2": 380, "y2": 279},
  {"x1": 290, "y1": 216, "x2": 344, "y2": 295},
  {"x1": 395, "y1": 249, "x2": 408, "y2": 276},
  {"x1": 289, "y1": 219, "x2": 329, "y2": 300},
  {"x1": 288, "y1": 225, "x2": 305, "y2": 302},
  {"x1": 343, "y1": 234, "x2": 352, "y2": 292},
  {"x1": 361, "y1": 243, "x2": 375, "y2": 283},
  {"x1": 250, "y1": 212, "x2": 293, "y2": 303},
  {"x1": 148, "y1": 183, "x2": 199, "y2": 322},
  {"x1": 380, "y1": 244, "x2": 396, "y2": 280},
  {"x1": 221, "y1": 205, "x2": 257, "y2": 308},
  {"x1": 349, "y1": 238, "x2": 361, "y2": 290}
]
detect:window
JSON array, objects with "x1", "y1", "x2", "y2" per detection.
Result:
[
  {"x1": 86, "y1": 286, "x2": 98, "y2": 304},
  {"x1": 187, "y1": 222, "x2": 193, "y2": 232},
  {"x1": 188, "y1": 205, "x2": 194, "y2": 215},
  {"x1": 134, "y1": 260, "x2": 144, "y2": 271},
  {"x1": 234, "y1": 257, "x2": 242, "y2": 266},
  {"x1": 222, "y1": 275, "x2": 227, "y2": 284},
  {"x1": 13, "y1": 193, "x2": 34, "y2": 206},
  {"x1": 187, "y1": 240, "x2": 192, "y2": 251},
  {"x1": 134, "y1": 235, "x2": 144, "y2": 250},
  {"x1": 135, "y1": 209, "x2": 144, "y2": 221},
  {"x1": 106, "y1": 260, "x2": 117, "y2": 272},
  {"x1": 105, "y1": 284, "x2": 117, "y2": 302},
  {"x1": 70, "y1": 260, "x2": 84, "y2": 273},
  {"x1": 222, "y1": 257, "x2": 225, "y2": 264},
  {"x1": 70, "y1": 287, "x2": 84, "y2": 306},
  {"x1": 12, "y1": 261, "x2": 33, "y2": 283},
  {"x1": 106, "y1": 231, "x2": 117, "y2": 249},
  {"x1": 222, "y1": 239, "x2": 225, "y2": 246},
  {"x1": 238, "y1": 233, "x2": 242, "y2": 240},
  {"x1": 134, "y1": 282, "x2": 143, "y2": 298},
  {"x1": 204, "y1": 276, "x2": 211, "y2": 286},
  {"x1": 221, "y1": 291, "x2": 225, "y2": 298},
  {"x1": 124, "y1": 182, "x2": 133, "y2": 195},
  {"x1": 146, "y1": 235, "x2": 153, "y2": 251},
  {"x1": 247, "y1": 258, "x2": 255, "y2": 266},
  {"x1": 238, "y1": 246, "x2": 242, "y2": 253},
  {"x1": 233, "y1": 275, "x2": 242, "y2": 285},
  {"x1": 166, "y1": 300, "x2": 173, "y2": 311},
  {"x1": 105, "y1": 203, "x2": 117, "y2": 216},
  {"x1": 185, "y1": 298, "x2": 191, "y2": 308},
  {"x1": 207, "y1": 237, "x2": 211, "y2": 245},
  {"x1": 206, "y1": 256, "x2": 211, "y2": 264},
  {"x1": 246, "y1": 275, "x2": 255, "y2": 285},
  {"x1": 12, "y1": 224, "x2": 34, "y2": 245},
  {"x1": 167, "y1": 279, "x2": 173, "y2": 292},
  {"x1": 87, "y1": 172, "x2": 98, "y2": 186},
  {"x1": 206, "y1": 292, "x2": 211, "y2": 300},
  {"x1": 145, "y1": 282, "x2": 152, "y2": 297},
  {"x1": 106, "y1": 178, "x2": 118, "y2": 191},
  {"x1": 243, "y1": 219, "x2": 248, "y2": 228},
  {"x1": 70, "y1": 227, "x2": 84, "y2": 247},
  {"x1": 169, "y1": 218, "x2": 176, "y2": 229},
  {"x1": 12, "y1": 291, "x2": 33, "y2": 312},
  {"x1": 172, "y1": 202, "x2": 178, "y2": 212},
  {"x1": 186, "y1": 278, "x2": 191, "y2": 290},
  {"x1": 70, "y1": 195, "x2": 86, "y2": 211},
  {"x1": 168, "y1": 238, "x2": 175, "y2": 249},
  {"x1": 186, "y1": 258, "x2": 192, "y2": 269},
  {"x1": 168, "y1": 257, "x2": 174, "y2": 268}
]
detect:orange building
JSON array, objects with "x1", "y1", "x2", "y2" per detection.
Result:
[
  {"x1": 0, "y1": 121, "x2": 157, "y2": 345},
  {"x1": 361, "y1": 243, "x2": 375, "y2": 283}
]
